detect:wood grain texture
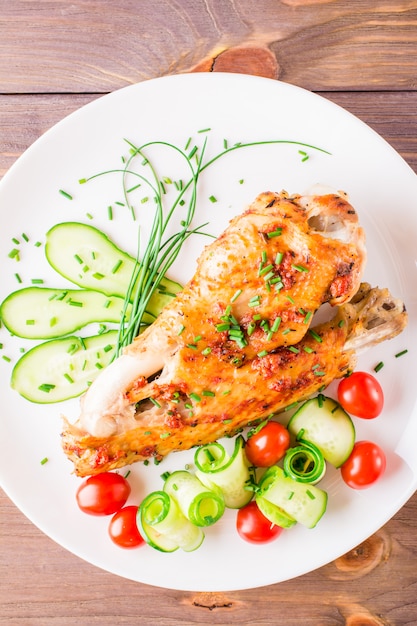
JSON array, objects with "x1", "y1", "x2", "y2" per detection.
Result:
[
  {"x1": 1, "y1": 1, "x2": 417, "y2": 625},
  {"x1": 0, "y1": 1, "x2": 417, "y2": 92}
]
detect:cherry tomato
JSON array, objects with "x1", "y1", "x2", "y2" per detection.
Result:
[
  {"x1": 76, "y1": 472, "x2": 131, "y2": 516},
  {"x1": 341, "y1": 440, "x2": 386, "y2": 489},
  {"x1": 108, "y1": 505, "x2": 145, "y2": 548},
  {"x1": 236, "y1": 501, "x2": 283, "y2": 544},
  {"x1": 245, "y1": 421, "x2": 290, "y2": 467},
  {"x1": 337, "y1": 371, "x2": 384, "y2": 419}
]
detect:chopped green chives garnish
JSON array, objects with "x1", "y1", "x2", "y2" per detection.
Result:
[
  {"x1": 314, "y1": 370, "x2": 325, "y2": 376},
  {"x1": 248, "y1": 295, "x2": 261, "y2": 307},
  {"x1": 40, "y1": 457, "x2": 48, "y2": 465},
  {"x1": 247, "y1": 321, "x2": 256, "y2": 336},
  {"x1": 92, "y1": 272, "x2": 105, "y2": 280},
  {"x1": 259, "y1": 264, "x2": 273, "y2": 277},
  {"x1": 202, "y1": 390, "x2": 215, "y2": 397},
  {"x1": 64, "y1": 373, "x2": 74, "y2": 383},
  {"x1": 108, "y1": 205, "x2": 113, "y2": 220},
  {"x1": 111, "y1": 259, "x2": 123, "y2": 274},
  {"x1": 209, "y1": 195, "x2": 217, "y2": 203},
  {"x1": 231, "y1": 289, "x2": 242, "y2": 303},
  {"x1": 188, "y1": 145, "x2": 198, "y2": 159},
  {"x1": 31, "y1": 278, "x2": 44, "y2": 284},
  {"x1": 26, "y1": 319, "x2": 35, "y2": 325},
  {"x1": 202, "y1": 347, "x2": 212, "y2": 355},
  {"x1": 103, "y1": 344, "x2": 113, "y2": 353},
  {"x1": 306, "y1": 490, "x2": 316, "y2": 500},
  {"x1": 2, "y1": 355, "x2": 11, "y2": 362},
  {"x1": 193, "y1": 335, "x2": 202, "y2": 342},
  {"x1": 95, "y1": 362, "x2": 103, "y2": 370},
  {"x1": 68, "y1": 300, "x2": 83, "y2": 307},
  {"x1": 21, "y1": 233, "x2": 29, "y2": 242},
  {"x1": 67, "y1": 343, "x2": 79, "y2": 355},
  {"x1": 216, "y1": 323, "x2": 231, "y2": 332},
  {"x1": 34, "y1": 241, "x2": 42, "y2": 247},
  {"x1": 309, "y1": 329, "x2": 323, "y2": 343},
  {"x1": 12, "y1": 237, "x2": 20, "y2": 245},
  {"x1": 338, "y1": 319, "x2": 345, "y2": 327},
  {"x1": 267, "y1": 228, "x2": 282, "y2": 238},
  {"x1": 189, "y1": 393, "x2": 201, "y2": 402},
  {"x1": 239, "y1": 179, "x2": 244, "y2": 184},
  {"x1": 144, "y1": 431, "x2": 151, "y2": 436},
  {"x1": 141, "y1": 196, "x2": 149, "y2": 203},
  {"x1": 8, "y1": 248, "x2": 20, "y2": 260},
  {"x1": 303, "y1": 346, "x2": 314, "y2": 354},
  {"x1": 177, "y1": 324, "x2": 186, "y2": 335},
  {"x1": 186, "y1": 343, "x2": 198, "y2": 350},
  {"x1": 275, "y1": 252, "x2": 283, "y2": 265},
  {"x1": 149, "y1": 397, "x2": 161, "y2": 408},
  {"x1": 59, "y1": 189, "x2": 73, "y2": 200},
  {"x1": 38, "y1": 383, "x2": 55, "y2": 392},
  {"x1": 103, "y1": 299, "x2": 111, "y2": 308},
  {"x1": 49, "y1": 317, "x2": 57, "y2": 327},
  {"x1": 292, "y1": 264, "x2": 309, "y2": 272},
  {"x1": 303, "y1": 311, "x2": 313, "y2": 324},
  {"x1": 271, "y1": 317, "x2": 281, "y2": 332},
  {"x1": 14, "y1": 273, "x2": 22, "y2": 283},
  {"x1": 257, "y1": 350, "x2": 269, "y2": 357},
  {"x1": 395, "y1": 349, "x2": 408, "y2": 358},
  {"x1": 374, "y1": 361, "x2": 384, "y2": 373},
  {"x1": 288, "y1": 346, "x2": 300, "y2": 354},
  {"x1": 198, "y1": 127, "x2": 211, "y2": 133},
  {"x1": 127, "y1": 183, "x2": 141, "y2": 193},
  {"x1": 160, "y1": 432, "x2": 171, "y2": 439},
  {"x1": 286, "y1": 295, "x2": 295, "y2": 304}
]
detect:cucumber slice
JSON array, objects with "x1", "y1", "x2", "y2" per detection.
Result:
[
  {"x1": 11, "y1": 330, "x2": 117, "y2": 403},
  {"x1": 255, "y1": 495, "x2": 297, "y2": 529},
  {"x1": 288, "y1": 395, "x2": 355, "y2": 467},
  {"x1": 138, "y1": 491, "x2": 204, "y2": 552},
  {"x1": 194, "y1": 436, "x2": 253, "y2": 509},
  {"x1": 0, "y1": 287, "x2": 131, "y2": 339},
  {"x1": 45, "y1": 222, "x2": 182, "y2": 315},
  {"x1": 258, "y1": 466, "x2": 327, "y2": 529},
  {"x1": 164, "y1": 470, "x2": 225, "y2": 527}
]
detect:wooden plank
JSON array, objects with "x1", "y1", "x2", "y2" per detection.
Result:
[
  {"x1": 0, "y1": 489, "x2": 416, "y2": 624},
  {"x1": 1, "y1": 91, "x2": 416, "y2": 179},
  {"x1": 0, "y1": 1, "x2": 416, "y2": 93}
]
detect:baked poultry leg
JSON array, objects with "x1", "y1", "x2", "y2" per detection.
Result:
[{"x1": 61, "y1": 281, "x2": 406, "y2": 476}]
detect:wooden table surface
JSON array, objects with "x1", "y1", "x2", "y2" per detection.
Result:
[{"x1": 1, "y1": 2, "x2": 417, "y2": 625}]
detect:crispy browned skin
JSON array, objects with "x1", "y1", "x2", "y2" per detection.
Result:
[
  {"x1": 61, "y1": 283, "x2": 407, "y2": 476},
  {"x1": 61, "y1": 190, "x2": 371, "y2": 475}
]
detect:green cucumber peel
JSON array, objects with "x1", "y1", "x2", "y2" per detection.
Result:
[
  {"x1": 11, "y1": 330, "x2": 117, "y2": 403},
  {"x1": 287, "y1": 395, "x2": 355, "y2": 467},
  {"x1": 257, "y1": 466, "x2": 328, "y2": 529},
  {"x1": 163, "y1": 470, "x2": 225, "y2": 527},
  {"x1": 283, "y1": 441, "x2": 326, "y2": 484},
  {"x1": 138, "y1": 491, "x2": 204, "y2": 552},
  {"x1": 194, "y1": 436, "x2": 253, "y2": 509},
  {"x1": 0, "y1": 287, "x2": 134, "y2": 339},
  {"x1": 45, "y1": 221, "x2": 181, "y2": 306}
]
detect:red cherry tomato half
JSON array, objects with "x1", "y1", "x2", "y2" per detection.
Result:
[
  {"x1": 76, "y1": 472, "x2": 131, "y2": 516},
  {"x1": 337, "y1": 371, "x2": 384, "y2": 419},
  {"x1": 245, "y1": 421, "x2": 290, "y2": 467},
  {"x1": 341, "y1": 441, "x2": 386, "y2": 489},
  {"x1": 236, "y1": 501, "x2": 284, "y2": 544},
  {"x1": 108, "y1": 505, "x2": 145, "y2": 548}
]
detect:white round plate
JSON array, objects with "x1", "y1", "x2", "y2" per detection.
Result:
[{"x1": 0, "y1": 73, "x2": 416, "y2": 592}]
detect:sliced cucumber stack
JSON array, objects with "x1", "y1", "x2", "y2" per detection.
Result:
[
  {"x1": 164, "y1": 471, "x2": 225, "y2": 527},
  {"x1": 256, "y1": 466, "x2": 327, "y2": 529},
  {"x1": 0, "y1": 287, "x2": 131, "y2": 339},
  {"x1": 288, "y1": 394, "x2": 355, "y2": 467},
  {"x1": 138, "y1": 491, "x2": 204, "y2": 552},
  {"x1": 45, "y1": 222, "x2": 182, "y2": 314},
  {"x1": 11, "y1": 330, "x2": 117, "y2": 403},
  {"x1": 194, "y1": 436, "x2": 253, "y2": 509}
]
